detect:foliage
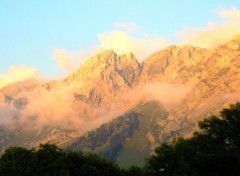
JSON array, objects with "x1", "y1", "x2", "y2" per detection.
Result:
[
  {"x1": 123, "y1": 165, "x2": 145, "y2": 176},
  {"x1": 0, "y1": 144, "x2": 122, "y2": 176},
  {"x1": 145, "y1": 102, "x2": 240, "y2": 176},
  {"x1": 68, "y1": 112, "x2": 140, "y2": 161}
]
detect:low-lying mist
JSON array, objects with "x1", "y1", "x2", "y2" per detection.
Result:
[{"x1": 0, "y1": 81, "x2": 192, "y2": 133}]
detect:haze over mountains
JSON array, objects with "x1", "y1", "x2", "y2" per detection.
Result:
[{"x1": 0, "y1": 36, "x2": 240, "y2": 166}]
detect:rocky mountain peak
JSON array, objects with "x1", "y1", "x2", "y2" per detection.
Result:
[
  {"x1": 1, "y1": 37, "x2": 240, "y2": 166},
  {"x1": 144, "y1": 45, "x2": 209, "y2": 81},
  {"x1": 216, "y1": 35, "x2": 240, "y2": 51},
  {"x1": 64, "y1": 50, "x2": 143, "y2": 106},
  {"x1": 225, "y1": 40, "x2": 240, "y2": 51},
  {"x1": 67, "y1": 50, "x2": 143, "y2": 86}
]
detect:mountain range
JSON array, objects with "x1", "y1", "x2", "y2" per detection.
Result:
[{"x1": 0, "y1": 36, "x2": 240, "y2": 167}]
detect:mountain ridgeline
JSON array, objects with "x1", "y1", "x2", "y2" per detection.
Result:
[{"x1": 0, "y1": 36, "x2": 240, "y2": 166}]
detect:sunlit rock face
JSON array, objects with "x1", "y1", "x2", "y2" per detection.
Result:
[
  {"x1": 66, "y1": 50, "x2": 143, "y2": 106},
  {"x1": 67, "y1": 37, "x2": 240, "y2": 166},
  {"x1": 1, "y1": 36, "x2": 240, "y2": 166}
]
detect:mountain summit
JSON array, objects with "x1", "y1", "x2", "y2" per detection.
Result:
[
  {"x1": 1, "y1": 37, "x2": 240, "y2": 166},
  {"x1": 65, "y1": 50, "x2": 143, "y2": 106},
  {"x1": 68, "y1": 49, "x2": 142, "y2": 87}
]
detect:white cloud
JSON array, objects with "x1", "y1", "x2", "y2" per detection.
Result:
[
  {"x1": 178, "y1": 6, "x2": 240, "y2": 49},
  {"x1": 142, "y1": 83, "x2": 191, "y2": 106},
  {"x1": 218, "y1": 6, "x2": 240, "y2": 20},
  {"x1": 53, "y1": 48, "x2": 91, "y2": 73},
  {"x1": 113, "y1": 22, "x2": 139, "y2": 31},
  {"x1": 97, "y1": 30, "x2": 168, "y2": 59},
  {"x1": 54, "y1": 7, "x2": 240, "y2": 66},
  {"x1": 53, "y1": 22, "x2": 168, "y2": 62},
  {"x1": 53, "y1": 49, "x2": 75, "y2": 73},
  {"x1": 0, "y1": 65, "x2": 41, "y2": 89}
]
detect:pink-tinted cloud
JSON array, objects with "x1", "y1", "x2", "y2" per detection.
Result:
[
  {"x1": 113, "y1": 22, "x2": 139, "y2": 31},
  {"x1": 53, "y1": 48, "x2": 90, "y2": 73},
  {"x1": 97, "y1": 30, "x2": 168, "y2": 60},
  {"x1": 178, "y1": 6, "x2": 240, "y2": 49},
  {"x1": 0, "y1": 65, "x2": 41, "y2": 89}
]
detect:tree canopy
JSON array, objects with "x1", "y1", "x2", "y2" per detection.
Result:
[
  {"x1": 0, "y1": 143, "x2": 122, "y2": 176},
  {"x1": 145, "y1": 102, "x2": 240, "y2": 176}
]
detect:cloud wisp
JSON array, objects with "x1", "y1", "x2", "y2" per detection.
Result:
[
  {"x1": 96, "y1": 30, "x2": 168, "y2": 60},
  {"x1": 178, "y1": 6, "x2": 240, "y2": 49},
  {"x1": 62, "y1": 6, "x2": 240, "y2": 66},
  {"x1": 0, "y1": 80, "x2": 191, "y2": 133},
  {"x1": 113, "y1": 22, "x2": 139, "y2": 32},
  {"x1": 53, "y1": 49, "x2": 91, "y2": 74},
  {"x1": 0, "y1": 65, "x2": 42, "y2": 89}
]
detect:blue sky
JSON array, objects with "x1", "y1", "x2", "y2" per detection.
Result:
[{"x1": 1, "y1": 0, "x2": 240, "y2": 81}]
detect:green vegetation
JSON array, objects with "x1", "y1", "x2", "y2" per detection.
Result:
[
  {"x1": 144, "y1": 102, "x2": 240, "y2": 176},
  {"x1": 0, "y1": 144, "x2": 122, "y2": 176},
  {"x1": 1, "y1": 102, "x2": 240, "y2": 175},
  {"x1": 68, "y1": 112, "x2": 140, "y2": 161},
  {"x1": 118, "y1": 101, "x2": 168, "y2": 167}
]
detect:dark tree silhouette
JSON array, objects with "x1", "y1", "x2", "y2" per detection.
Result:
[
  {"x1": 0, "y1": 143, "x2": 122, "y2": 176},
  {"x1": 145, "y1": 102, "x2": 240, "y2": 176}
]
